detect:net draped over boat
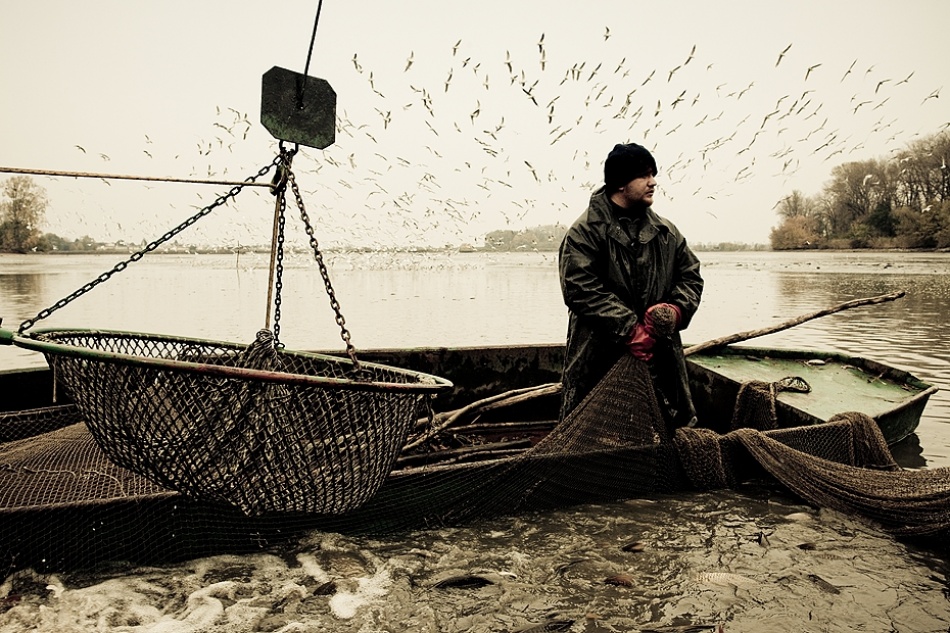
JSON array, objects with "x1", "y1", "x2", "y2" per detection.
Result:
[
  {"x1": 2, "y1": 350, "x2": 949, "y2": 579},
  {"x1": 398, "y1": 355, "x2": 950, "y2": 536}
]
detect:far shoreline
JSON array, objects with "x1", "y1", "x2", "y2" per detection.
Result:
[{"x1": 3, "y1": 246, "x2": 949, "y2": 256}]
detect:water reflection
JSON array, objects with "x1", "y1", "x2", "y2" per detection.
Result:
[
  {"x1": 0, "y1": 272, "x2": 44, "y2": 320},
  {"x1": 890, "y1": 433, "x2": 927, "y2": 468}
]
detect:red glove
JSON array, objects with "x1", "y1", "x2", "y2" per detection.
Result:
[
  {"x1": 626, "y1": 322, "x2": 656, "y2": 361},
  {"x1": 645, "y1": 303, "x2": 682, "y2": 338}
]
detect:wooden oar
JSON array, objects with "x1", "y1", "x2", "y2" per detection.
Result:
[
  {"x1": 409, "y1": 290, "x2": 906, "y2": 439},
  {"x1": 683, "y1": 290, "x2": 905, "y2": 357},
  {"x1": 405, "y1": 383, "x2": 560, "y2": 451}
]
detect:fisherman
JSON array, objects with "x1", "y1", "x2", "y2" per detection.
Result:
[{"x1": 558, "y1": 142, "x2": 704, "y2": 427}]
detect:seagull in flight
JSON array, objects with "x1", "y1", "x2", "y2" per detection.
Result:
[
  {"x1": 683, "y1": 44, "x2": 696, "y2": 65},
  {"x1": 840, "y1": 59, "x2": 856, "y2": 82},
  {"x1": 775, "y1": 43, "x2": 792, "y2": 67}
]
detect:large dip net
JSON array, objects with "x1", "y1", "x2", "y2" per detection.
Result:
[
  {"x1": 1, "y1": 147, "x2": 452, "y2": 519},
  {"x1": 22, "y1": 328, "x2": 448, "y2": 516},
  {"x1": 2, "y1": 345, "x2": 949, "y2": 579},
  {"x1": 0, "y1": 139, "x2": 464, "y2": 578}
]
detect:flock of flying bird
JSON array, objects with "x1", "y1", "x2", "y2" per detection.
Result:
[{"x1": 68, "y1": 30, "x2": 945, "y2": 248}]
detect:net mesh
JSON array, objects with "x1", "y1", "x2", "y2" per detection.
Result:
[
  {"x1": 2, "y1": 348, "x2": 948, "y2": 579},
  {"x1": 30, "y1": 329, "x2": 445, "y2": 516}
]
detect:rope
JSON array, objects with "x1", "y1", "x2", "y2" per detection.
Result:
[{"x1": 0, "y1": 166, "x2": 274, "y2": 189}]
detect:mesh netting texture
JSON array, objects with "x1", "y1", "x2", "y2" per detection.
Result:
[
  {"x1": 399, "y1": 355, "x2": 950, "y2": 538},
  {"x1": 3, "y1": 348, "x2": 950, "y2": 578},
  {"x1": 35, "y1": 329, "x2": 439, "y2": 515},
  {"x1": 675, "y1": 371, "x2": 950, "y2": 537}
]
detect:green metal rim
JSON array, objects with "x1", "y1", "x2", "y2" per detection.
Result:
[{"x1": 8, "y1": 328, "x2": 454, "y2": 395}]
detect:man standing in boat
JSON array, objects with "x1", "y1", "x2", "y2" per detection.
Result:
[{"x1": 558, "y1": 142, "x2": 704, "y2": 427}]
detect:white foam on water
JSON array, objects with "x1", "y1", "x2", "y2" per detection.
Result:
[
  {"x1": 1, "y1": 576, "x2": 166, "y2": 631},
  {"x1": 327, "y1": 568, "x2": 392, "y2": 620},
  {"x1": 294, "y1": 552, "x2": 331, "y2": 584},
  {"x1": 43, "y1": 578, "x2": 65, "y2": 600},
  {"x1": 145, "y1": 580, "x2": 237, "y2": 632}
]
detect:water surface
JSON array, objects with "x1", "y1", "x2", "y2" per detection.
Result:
[{"x1": 1, "y1": 250, "x2": 949, "y2": 632}]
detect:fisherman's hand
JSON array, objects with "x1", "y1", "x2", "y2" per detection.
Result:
[
  {"x1": 645, "y1": 303, "x2": 682, "y2": 338},
  {"x1": 626, "y1": 322, "x2": 656, "y2": 361}
]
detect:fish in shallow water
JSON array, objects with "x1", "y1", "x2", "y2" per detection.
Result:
[
  {"x1": 433, "y1": 574, "x2": 495, "y2": 589},
  {"x1": 640, "y1": 624, "x2": 721, "y2": 633},
  {"x1": 807, "y1": 573, "x2": 840, "y2": 594},
  {"x1": 621, "y1": 540, "x2": 647, "y2": 552},
  {"x1": 312, "y1": 581, "x2": 337, "y2": 595},
  {"x1": 604, "y1": 572, "x2": 636, "y2": 586},
  {"x1": 552, "y1": 558, "x2": 588, "y2": 577},
  {"x1": 509, "y1": 618, "x2": 575, "y2": 632},
  {"x1": 695, "y1": 572, "x2": 757, "y2": 588}
]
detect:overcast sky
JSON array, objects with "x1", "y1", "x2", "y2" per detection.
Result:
[{"x1": 2, "y1": 1, "x2": 947, "y2": 248}]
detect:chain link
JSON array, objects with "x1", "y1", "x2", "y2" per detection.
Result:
[
  {"x1": 286, "y1": 165, "x2": 361, "y2": 372},
  {"x1": 20, "y1": 149, "x2": 362, "y2": 375},
  {"x1": 18, "y1": 158, "x2": 281, "y2": 334},
  {"x1": 272, "y1": 160, "x2": 289, "y2": 348}
]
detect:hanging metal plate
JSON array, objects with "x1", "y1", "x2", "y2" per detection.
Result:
[{"x1": 260, "y1": 66, "x2": 336, "y2": 149}]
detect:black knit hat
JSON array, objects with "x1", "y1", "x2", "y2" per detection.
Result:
[{"x1": 604, "y1": 143, "x2": 657, "y2": 191}]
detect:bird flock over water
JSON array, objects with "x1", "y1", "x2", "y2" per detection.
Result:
[{"x1": 63, "y1": 30, "x2": 946, "y2": 249}]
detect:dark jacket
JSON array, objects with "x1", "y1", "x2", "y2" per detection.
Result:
[{"x1": 558, "y1": 188, "x2": 704, "y2": 425}]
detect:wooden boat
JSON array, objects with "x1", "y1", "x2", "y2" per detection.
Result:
[
  {"x1": 0, "y1": 343, "x2": 937, "y2": 575},
  {"x1": 353, "y1": 343, "x2": 936, "y2": 445},
  {"x1": 686, "y1": 345, "x2": 935, "y2": 444}
]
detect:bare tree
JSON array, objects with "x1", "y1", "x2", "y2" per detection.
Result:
[{"x1": 775, "y1": 190, "x2": 814, "y2": 219}]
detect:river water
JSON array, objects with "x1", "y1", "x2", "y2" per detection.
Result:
[{"x1": 1, "y1": 250, "x2": 950, "y2": 632}]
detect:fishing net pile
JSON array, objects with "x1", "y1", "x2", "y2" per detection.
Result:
[
  {"x1": 1, "y1": 347, "x2": 949, "y2": 579},
  {"x1": 398, "y1": 354, "x2": 950, "y2": 536}
]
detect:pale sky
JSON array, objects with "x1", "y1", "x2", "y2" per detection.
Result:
[{"x1": 1, "y1": 1, "x2": 947, "y2": 248}]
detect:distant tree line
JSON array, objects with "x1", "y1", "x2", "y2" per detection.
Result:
[
  {"x1": 482, "y1": 225, "x2": 766, "y2": 252},
  {"x1": 770, "y1": 130, "x2": 950, "y2": 250},
  {"x1": 0, "y1": 175, "x2": 108, "y2": 253},
  {"x1": 483, "y1": 225, "x2": 567, "y2": 251}
]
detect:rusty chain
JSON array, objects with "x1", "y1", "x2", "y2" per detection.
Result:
[
  {"x1": 270, "y1": 154, "x2": 290, "y2": 348},
  {"x1": 18, "y1": 158, "x2": 282, "y2": 334},
  {"x1": 284, "y1": 152, "x2": 361, "y2": 372},
  {"x1": 19, "y1": 146, "x2": 362, "y2": 376}
]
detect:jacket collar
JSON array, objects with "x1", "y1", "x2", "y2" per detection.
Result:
[{"x1": 589, "y1": 188, "x2": 667, "y2": 246}]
